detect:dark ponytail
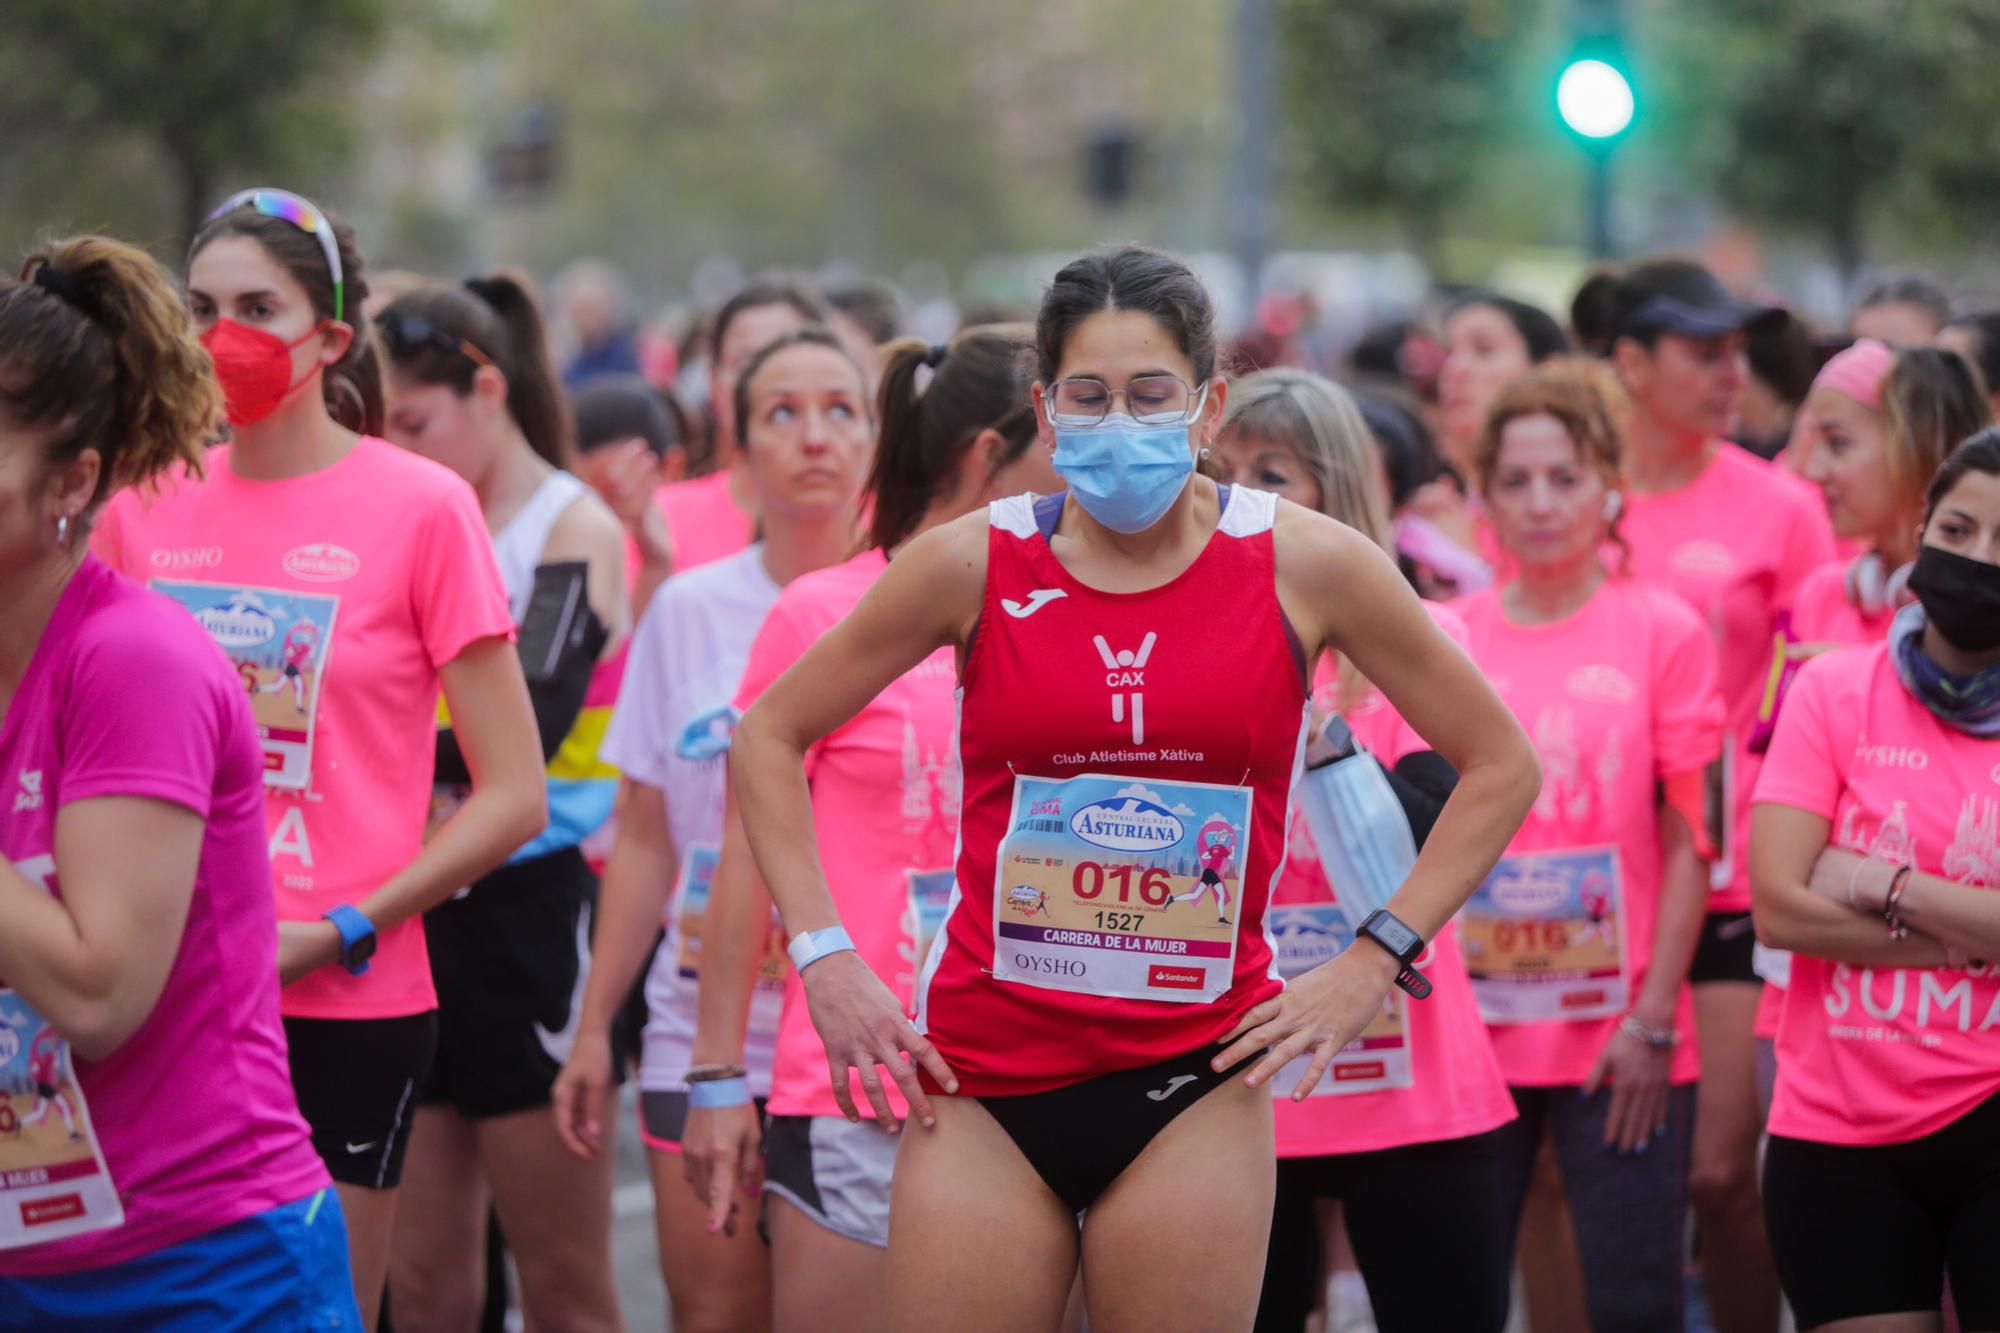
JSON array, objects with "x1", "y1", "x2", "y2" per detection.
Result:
[
  {"x1": 379, "y1": 270, "x2": 576, "y2": 470},
  {"x1": 1569, "y1": 267, "x2": 1623, "y2": 357},
  {"x1": 2, "y1": 236, "x2": 221, "y2": 515},
  {"x1": 866, "y1": 326, "x2": 1036, "y2": 552},
  {"x1": 191, "y1": 197, "x2": 384, "y2": 437}
]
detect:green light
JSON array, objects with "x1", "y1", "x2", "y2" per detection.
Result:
[{"x1": 1557, "y1": 58, "x2": 1634, "y2": 140}]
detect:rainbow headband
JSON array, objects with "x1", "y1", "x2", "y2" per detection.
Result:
[{"x1": 206, "y1": 188, "x2": 345, "y2": 323}]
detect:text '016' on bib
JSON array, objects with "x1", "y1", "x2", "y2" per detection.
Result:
[{"x1": 1460, "y1": 845, "x2": 1630, "y2": 1023}]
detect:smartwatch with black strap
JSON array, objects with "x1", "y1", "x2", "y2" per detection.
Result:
[{"x1": 1357, "y1": 908, "x2": 1432, "y2": 999}]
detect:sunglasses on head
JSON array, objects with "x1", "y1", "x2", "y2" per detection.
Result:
[
  {"x1": 374, "y1": 311, "x2": 497, "y2": 371},
  {"x1": 206, "y1": 188, "x2": 346, "y2": 323}
]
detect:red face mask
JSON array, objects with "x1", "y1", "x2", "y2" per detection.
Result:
[{"x1": 199, "y1": 318, "x2": 326, "y2": 427}]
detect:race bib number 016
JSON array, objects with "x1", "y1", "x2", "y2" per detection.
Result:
[
  {"x1": 1460, "y1": 845, "x2": 1628, "y2": 1023},
  {"x1": 153, "y1": 581, "x2": 340, "y2": 791},
  {"x1": 1267, "y1": 903, "x2": 1412, "y2": 1096},
  {"x1": 991, "y1": 772, "x2": 1251, "y2": 1004},
  {"x1": 0, "y1": 859, "x2": 122, "y2": 1250}
]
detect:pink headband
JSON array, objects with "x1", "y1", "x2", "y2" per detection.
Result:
[{"x1": 1812, "y1": 337, "x2": 1894, "y2": 413}]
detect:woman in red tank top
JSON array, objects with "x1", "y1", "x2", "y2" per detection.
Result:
[{"x1": 728, "y1": 246, "x2": 1541, "y2": 1330}]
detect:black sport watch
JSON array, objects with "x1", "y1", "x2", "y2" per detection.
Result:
[{"x1": 1357, "y1": 909, "x2": 1432, "y2": 999}]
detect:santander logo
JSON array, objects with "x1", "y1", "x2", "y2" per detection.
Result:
[{"x1": 284, "y1": 543, "x2": 360, "y2": 583}]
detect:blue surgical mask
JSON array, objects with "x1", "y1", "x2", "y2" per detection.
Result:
[{"x1": 1051, "y1": 412, "x2": 1197, "y2": 534}]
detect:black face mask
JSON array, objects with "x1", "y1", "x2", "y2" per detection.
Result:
[{"x1": 1907, "y1": 544, "x2": 2000, "y2": 654}]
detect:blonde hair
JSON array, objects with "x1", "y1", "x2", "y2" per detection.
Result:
[
  {"x1": 1223, "y1": 368, "x2": 1393, "y2": 707},
  {"x1": 1881, "y1": 347, "x2": 1993, "y2": 527}
]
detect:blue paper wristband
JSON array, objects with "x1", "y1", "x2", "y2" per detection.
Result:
[
  {"x1": 687, "y1": 1077, "x2": 751, "y2": 1109},
  {"x1": 787, "y1": 926, "x2": 856, "y2": 973}
]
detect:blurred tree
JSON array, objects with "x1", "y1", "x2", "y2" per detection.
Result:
[
  {"x1": 0, "y1": 0, "x2": 388, "y2": 251},
  {"x1": 1276, "y1": 0, "x2": 1521, "y2": 259},
  {"x1": 1669, "y1": 0, "x2": 2000, "y2": 278}
]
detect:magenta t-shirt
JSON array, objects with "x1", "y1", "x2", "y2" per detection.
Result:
[
  {"x1": 0, "y1": 558, "x2": 327, "y2": 1276},
  {"x1": 1755, "y1": 643, "x2": 2000, "y2": 1146}
]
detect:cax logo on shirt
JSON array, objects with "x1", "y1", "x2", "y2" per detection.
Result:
[{"x1": 1093, "y1": 631, "x2": 1157, "y2": 745}]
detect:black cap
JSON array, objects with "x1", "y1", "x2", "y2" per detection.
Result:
[{"x1": 1617, "y1": 262, "x2": 1785, "y2": 341}]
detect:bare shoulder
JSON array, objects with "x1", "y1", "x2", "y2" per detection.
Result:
[
  {"x1": 543, "y1": 483, "x2": 626, "y2": 562},
  {"x1": 877, "y1": 507, "x2": 990, "y2": 643},
  {"x1": 1269, "y1": 495, "x2": 1383, "y2": 582}
]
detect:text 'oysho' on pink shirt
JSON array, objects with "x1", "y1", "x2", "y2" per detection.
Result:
[
  {"x1": 732, "y1": 549, "x2": 960, "y2": 1120},
  {"x1": 0, "y1": 559, "x2": 326, "y2": 1276},
  {"x1": 1457, "y1": 577, "x2": 1725, "y2": 1086},
  {"x1": 1755, "y1": 643, "x2": 2000, "y2": 1146},
  {"x1": 1620, "y1": 442, "x2": 1834, "y2": 912},
  {"x1": 93, "y1": 438, "x2": 516, "y2": 1019}
]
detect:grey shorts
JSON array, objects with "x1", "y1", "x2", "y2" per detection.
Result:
[
  {"x1": 639, "y1": 1089, "x2": 767, "y2": 1153},
  {"x1": 761, "y1": 1114, "x2": 900, "y2": 1249}
]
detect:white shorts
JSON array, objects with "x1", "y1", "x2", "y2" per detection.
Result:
[{"x1": 761, "y1": 1114, "x2": 900, "y2": 1249}]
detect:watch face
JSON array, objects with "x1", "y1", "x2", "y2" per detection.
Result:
[
  {"x1": 1365, "y1": 911, "x2": 1421, "y2": 959},
  {"x1": 350, "y1": 932, "x2": 379, "y2": 965}
]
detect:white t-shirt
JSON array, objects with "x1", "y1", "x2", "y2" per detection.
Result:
[{"x1": 602, "y1": 545, "x2": 785, "y2": 1094}]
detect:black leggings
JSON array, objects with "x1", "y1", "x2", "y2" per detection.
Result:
[
  {"x1": 1255, "y1": 1130, "x2": 1509, "y2": 1333},
  {"x1": 1765, "y1": 1088, "x2": 2000, "y2": 1331}
]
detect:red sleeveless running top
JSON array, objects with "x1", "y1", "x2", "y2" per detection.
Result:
[{"x1": 917, "y1": 486, "x2": 1310, "y2": 1096}]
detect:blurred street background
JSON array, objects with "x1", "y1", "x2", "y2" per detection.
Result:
[{"x1": 8, "y1": 1, "x2": 2000, "y2": 368}]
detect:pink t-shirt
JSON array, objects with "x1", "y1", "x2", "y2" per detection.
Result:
[
  {"x1": 0, "y1": 559, "x2": 327, "y2": 1276},
  {"x1": 1272, "y1": 604, "x2": 1517, "y2": 1157},
  {"x1": 656, "y1": 470, "x2": 756, "y2": 575},
  {"x1": 1755, "y1": 643, "x2": 2000, "y2": 1146},
  {"x1": 732, "y1": 550, "x2": 959, "y2": 1120},
  {"x1": 1620, "y1": 442, "x2": 1835, "y2": 912},
  {"x1": 1755, "y1": 556, "x2": 1895, "y2": 1038},
  {"x1": 93, "y1": 438, "x2": 515, "y2": 1019},
  {"x1": 1788, "y1": 558, "x2": 1896, "y2": 647},
  {"x1": 1457, "y1": 578, "x2": 1725, "y2": 1085}
]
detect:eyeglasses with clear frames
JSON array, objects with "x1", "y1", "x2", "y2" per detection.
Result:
[{"x1": 1045, "y1": 375, "x2": 1209, "y2": 428}]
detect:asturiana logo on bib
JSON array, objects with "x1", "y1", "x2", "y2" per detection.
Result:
[
  {"x1": 1069, "y1": 781, "x2": 1188, "y2": 853},
  {"x1": 197, "y1": 594, "x2": 279, "y2": 649},
  {"x1": 283, "y1": 543, "x2": 361, "y2": 583},
  {"x1": 1486, "y1": 862, "x2": 1570, "y2": 916}
]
